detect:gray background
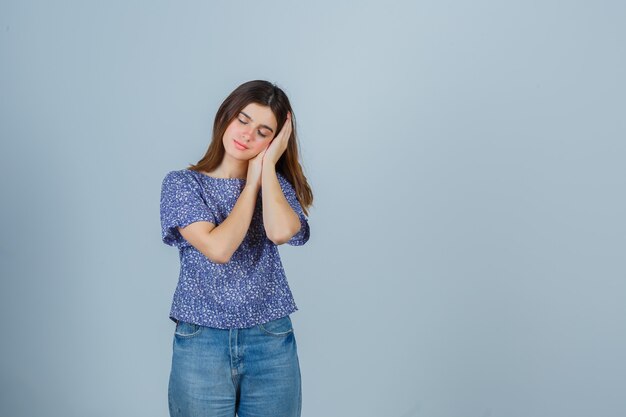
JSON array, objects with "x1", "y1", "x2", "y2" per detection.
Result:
[{"x1": 1, "y1": 1, "x2": 625, "y2": 416}]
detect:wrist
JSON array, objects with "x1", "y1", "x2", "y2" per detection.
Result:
[
  {"x1": 262, "y1": 162, "x2": 276, "y2": 175},
  {"x1": 243, "y1": 182, "x2": 260, "y2": 193}
]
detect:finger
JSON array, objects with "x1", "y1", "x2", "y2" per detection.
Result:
[{"x1": 281, "y1": 119, "x2": 291, "y2": 138}]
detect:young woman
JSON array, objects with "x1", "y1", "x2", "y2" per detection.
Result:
[{"x1": 159, "y1": 80, "x2": 313, "y2": 417}]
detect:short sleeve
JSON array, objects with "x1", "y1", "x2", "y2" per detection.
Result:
[
  {"x1": 160, "y1": 170, "x2": 218, "y2": 248},
  {"x1": 277, "y1": 173, "x2": 310, "y2": 246}
]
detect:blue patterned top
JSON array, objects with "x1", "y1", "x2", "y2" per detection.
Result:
[{"x1": 159, "y1": 168, "x2": 310, "y2": 329}]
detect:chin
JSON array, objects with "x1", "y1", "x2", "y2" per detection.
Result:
[{"x1": 225, "y1": 148, "x2": 255, "y2": 162}]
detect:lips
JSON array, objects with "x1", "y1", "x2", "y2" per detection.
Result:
[{"x1": 233, "y1": 139, "x2": 248, "y2": 150}]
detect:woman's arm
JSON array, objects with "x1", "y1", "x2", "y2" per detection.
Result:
[
  {"x1": 261, "y1": 112, "x2": 301, "y2": 245},
  {"x1": 177, "y1": 150, "x2": 265, "y2": 264},
  {"x1": 261, "y1": 164, "x2": 301, "y2": 245},
  {"x1": 177, "y1": 183, "x2": 259, "y2": 263}
]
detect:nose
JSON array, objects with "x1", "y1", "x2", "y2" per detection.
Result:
[{"x1": 241, "y1": 126, "x2": 254, "y2": 142}]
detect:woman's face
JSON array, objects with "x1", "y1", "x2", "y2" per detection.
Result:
[{"x1": 222, "y1": 102, "x2": 278, "y2": 161}]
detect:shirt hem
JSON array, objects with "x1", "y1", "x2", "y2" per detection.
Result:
[{"x1": 169, "y1": 305, "x2": 299, "y2": 329}]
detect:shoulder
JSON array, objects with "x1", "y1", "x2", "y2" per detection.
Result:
[
  {"x1": 162, "y1": 169, "x2": 197, "y2": 187},
  {"x1": 161, "y1": 170, "x2": 205, "y2": 199}
]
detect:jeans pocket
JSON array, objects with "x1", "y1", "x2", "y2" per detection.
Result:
[
  {"x1": 174, "y1": 320, "x2": 202, "y2": 338},
  {"x1": 258, "y1": 315, "x2": 294, "y2": 336}
]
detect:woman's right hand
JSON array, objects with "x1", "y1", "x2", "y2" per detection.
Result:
[{"x1": 246, "y1": 147, "x2": 267, "y2": 189}]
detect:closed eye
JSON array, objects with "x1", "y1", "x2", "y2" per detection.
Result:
[{"x1": 238, "y1": 118, "x2": 269, "y2": 138}]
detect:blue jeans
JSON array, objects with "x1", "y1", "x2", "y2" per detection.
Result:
[{"x1": 168, "y1": 315, "x2": 302, "y2": 417}]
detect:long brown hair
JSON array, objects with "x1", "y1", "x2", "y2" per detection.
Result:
[{"x1": 187, "y1": 80, "x2": 313, "y2": 216}]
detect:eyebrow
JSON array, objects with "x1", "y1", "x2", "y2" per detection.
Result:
[{"x1": 240, "y1": 111, "x2": 275, "y2": 133}]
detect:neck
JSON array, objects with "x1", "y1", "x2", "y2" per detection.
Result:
[{"x1": 212, "y1": 153, "x2": 248, "y2": 179}]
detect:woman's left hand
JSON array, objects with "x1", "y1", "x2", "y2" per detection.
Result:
[{"x1": 263, "y1": 112, "x2": 292, "y2": 166}]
